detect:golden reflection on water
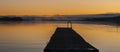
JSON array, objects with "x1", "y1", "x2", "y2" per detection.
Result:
[
  {"x1": 0, "y1": 23, "x2": 119, "y2": 52},
  {"x1": 0, "y1": 23, "x2": 56, "y2": 52},
  {"x1": 74, "y1": 24, "x2": 120, "y2": 52}
]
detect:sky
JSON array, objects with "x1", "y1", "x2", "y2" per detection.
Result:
[{"x1": 0, "y1": 0, "x2": 120, "y2": 16}]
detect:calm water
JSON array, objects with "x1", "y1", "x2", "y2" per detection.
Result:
[{"x1": 0, "y1": 22, "x2": 119, "y2": 52}]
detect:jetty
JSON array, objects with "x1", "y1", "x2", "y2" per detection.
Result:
[{"x1": 44, "y1": 27, "x2": 99, "y2": 52}]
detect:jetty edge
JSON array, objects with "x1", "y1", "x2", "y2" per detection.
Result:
[{"x1": 44, "y1": 27, "x2": 99, "y2": 52}]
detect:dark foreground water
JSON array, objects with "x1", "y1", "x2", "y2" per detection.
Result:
[{"x1": 0, "y1": 22, "x2": 119, "y2": 52}]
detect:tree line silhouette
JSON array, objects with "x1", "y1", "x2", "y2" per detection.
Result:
[
  {"x1": 0, "y1": 16, "x2": 23, "y2": 21},
  {"x1": 84, "y1": 16, "x2": 120, "y2": 25}
]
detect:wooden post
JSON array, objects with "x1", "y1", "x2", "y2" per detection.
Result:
[
  {"x1": 67, "y1": 21, "x2": 72, "y2": 28},
  {"x1": 70, "y1": 21, "x2": 72, "y2": 29},
  {"x1": 116, "y1": 17, "x2": 119, "y2": 32}
]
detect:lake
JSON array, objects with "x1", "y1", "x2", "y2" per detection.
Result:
[{"x1": 0, "y1": 21, "x2": 119, "y2": 52}]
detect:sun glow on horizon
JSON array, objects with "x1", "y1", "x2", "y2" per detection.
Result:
[{"x1": 0, "y1": 0, "x2": 120, "y2": 16}]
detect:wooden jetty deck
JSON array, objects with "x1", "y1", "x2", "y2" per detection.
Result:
[{"x1": 44, "y1": 28, "x2": 99, "y2": 52}]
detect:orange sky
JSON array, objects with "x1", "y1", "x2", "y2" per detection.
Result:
[{"x1": 0, "y1": 0, "x2": 120, "y2": 16}]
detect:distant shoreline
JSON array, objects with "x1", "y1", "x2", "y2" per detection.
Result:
[{"x1": 0, "y1": 15, "x2": 119, "y2": 26}]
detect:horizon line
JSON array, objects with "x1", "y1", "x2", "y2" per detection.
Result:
[{"x1": 0, "y1": 12, "x2": 120, "y2": 17}]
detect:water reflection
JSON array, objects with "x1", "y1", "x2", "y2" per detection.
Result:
[
  {"x1": 0, "y1": 23, "x2": 56, "y2": 52},
  {"x1": 0, "y1": 22, "x2": 119, "y2": 52},
  {"x1": 74, "y1": 24, "x2": 120, "y2": 52}
]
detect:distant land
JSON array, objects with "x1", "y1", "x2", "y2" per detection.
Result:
[{"x1": 0, "y1": 13, "x2": 120, "y2": 25}]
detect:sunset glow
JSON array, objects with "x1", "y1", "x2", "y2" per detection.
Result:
[{"x1": 0, "y1": 0, "x2": 120, "y2": 16}]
